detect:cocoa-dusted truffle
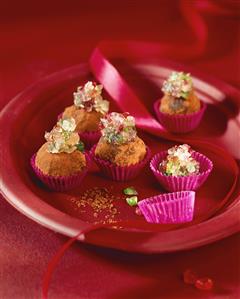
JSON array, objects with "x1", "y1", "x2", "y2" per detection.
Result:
[
  {"x1": 35, "y1": 117, "x2": 86, "y2": 176},
  {"x1": 62, "y1": 81, "x2": 109, "y2": 132},
  {"x1": 95, "y1": 112, "x2": 147, "y2": 166},
  {"x1": 160, "y1": 72, "x2": 200, "y2": 115}
]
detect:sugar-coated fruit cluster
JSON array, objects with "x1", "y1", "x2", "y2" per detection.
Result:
[{"x1": 159, "y1": 144, "x2": 200, "y2": 177}]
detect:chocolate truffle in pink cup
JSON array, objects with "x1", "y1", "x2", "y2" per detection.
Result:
[
  {"x1": 154, "y1": 71, "x2": 206, "y2": 133},
  {"x1": 61, "y1": 81, "x2": 110, "y2": 148},
  {"x1": 91, "y1": 112, "x2": 151, "y2": 181},
  {"x1": 31, "y1": 117, "x2": 89, "y2": 191},
  {"x1": 150, "y1": 144, "x2": 213, "y2": 191}
]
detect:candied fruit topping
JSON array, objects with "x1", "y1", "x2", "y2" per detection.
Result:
[
  {"x1": 45, "y1": 117, "x2": 83, "y2": 154},
  {"x1": 73, "y1": 81, "x2": 109, "y2": 114},
  {"x1": 159, "y1": 144, "x2": 200, "y2": 176},
  {"x1": 162, "y1": 72, "x2": 193, "y2": 99},
  {"x1": 100, "y1": 112, "x2": 137, "y2": 145}
]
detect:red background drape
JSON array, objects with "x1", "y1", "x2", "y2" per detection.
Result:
[{"x1": 0, "y1": 1, "x2": 239, "y2": 298}]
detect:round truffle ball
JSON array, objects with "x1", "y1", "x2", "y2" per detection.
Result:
[
  {"x1": 160, "y1": 90, "x2": 201, "y2": 115},
  {"x1": 35, "y1": 143, "x2": 86, "y2": 176},
  {"x1": 62, "y1": 105, "x2": 102, "y2": 132},
  {"x1": 95, "y1": 136, "x2": 147, "y2": 166}
]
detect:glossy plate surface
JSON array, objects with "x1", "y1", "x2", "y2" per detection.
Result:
[{"x1": 0, "y1": 62, "x2": 239, "y2": 253}]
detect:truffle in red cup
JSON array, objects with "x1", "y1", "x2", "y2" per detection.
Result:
[
  {"x1": 150, "y1": 144, "x2": 213, "y2": 192},
  {"x1": 31, "y1": 117, "x2": 89, "y2": 191},
  {"x1": 90, "y1": 112, "x2": 151, "y2": 181},
  {"x1": 61, "y1": 81, "x2": 109, "y2": 148},
  {"x1": 154, "y1": 72, "x2": 206, "y2": 133}
]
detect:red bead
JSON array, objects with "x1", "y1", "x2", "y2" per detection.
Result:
[
  {"x1": 195, "y1": 277, "x2": 213, "y2": 290},
  {"x1": 183, "y1": 269, "x2": 197, "y2": 285}
]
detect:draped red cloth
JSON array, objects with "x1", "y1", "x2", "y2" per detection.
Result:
[{"x1": 0, "y1": 1, "x2": 239, "y2": 299}]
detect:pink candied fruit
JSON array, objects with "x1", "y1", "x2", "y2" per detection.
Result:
[
  {"x1": 195, "y1": 277, "x2": 213, "y2": 290},
  {"x1": 135, "y1": 207, "x2": 142, "y2": 216}
]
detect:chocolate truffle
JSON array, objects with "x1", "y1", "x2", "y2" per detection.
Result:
[
  {"x1": 62, "y1": 81, "x2": 110, "y2": 132},
  {"x1": 160, "y1": 72, "x2": 200, "y2": 115},
  {"x1": 95, "y1": 112, "x2": 147, "y2": 167},
  {"x1": 35, "y1": 117, "x2": 86, "y2": 176}
]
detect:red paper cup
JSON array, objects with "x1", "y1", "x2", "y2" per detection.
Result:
[
  {"x1": 30, "y1": 153, "x2": 90, "y2": 192},
  {"x1": 90, "y1": 145, "x2": 151, "y2": 182},
  {"x1": 153, "y1": 99, "x2": 206, "y2": 133},
  {"x1": 150, "y1": 150, "x2": 213, "y2": 192},
  {"x1": 138, "y1": 191, "x2": 195, "y2": 224}
]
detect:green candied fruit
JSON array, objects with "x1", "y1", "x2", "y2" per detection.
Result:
[
  {"x1": 180, "y1": 91, "x2": 188, "y2": 99},
  {"x1": 182, "y1": 73, "x2": 191, "y2": 80},
  {"x1": 126, "y1": 196, "x2": 138, "y2": 206},
  {"x1": 123, "y1": 187, "x2": 138, "y2": 196},
  {"x1": 165, "y1": 161, "x2": 175, "y2": 175},
  {"x1": 76, "y1": 141, "x2": 85, "y2": 152},
  {"x1": 110, "y1": 134, "x2": 123, "y2": 144}
]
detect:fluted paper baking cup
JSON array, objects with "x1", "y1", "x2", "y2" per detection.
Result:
[
  {"x1": 90, "y1": 145, "x2": 151, "y2": 182},
  {"x1": 138, "y1": 191, "x2": 195, "y2": 223},
  {"x1": 30, "y1": 153, "x2": 90, "y2": 192},
  {"x1": 79, "y1": 130, "x2": 101, "y2": 149},
  {"x1": 150, "y1": 150, "x2": 213, "y2": 191},
  {"x1": 154, "y1": 99, "x2": 206, "y2": 133}
]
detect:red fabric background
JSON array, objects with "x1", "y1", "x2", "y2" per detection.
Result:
[{"x1": 0, "y1": 1, "x2": 239, "y2": 298}]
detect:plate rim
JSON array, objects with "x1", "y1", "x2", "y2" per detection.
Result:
[{"x1": 1, "y1": 61, "x2": 239, "y2": 253}]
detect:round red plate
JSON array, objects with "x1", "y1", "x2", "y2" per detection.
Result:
[{"x1": 0, "y1": 62, "x2": 239, "y2": 253}]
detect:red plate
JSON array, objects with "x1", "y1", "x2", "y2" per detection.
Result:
[{"x1": 0, "y1": 62, "x2": 239, "y2": 253}]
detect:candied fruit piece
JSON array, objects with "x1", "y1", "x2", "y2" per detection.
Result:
[
  {"x1": 135, "y1": 207, "x2": 142, "y2": 216},
  {"x1": 123, "y1": 187, "x2": 138, "y2": 196},
  {"x1": 195, "y1": 277, "x2": 213, "y2": 290},
  {"x1": 126, "y1": 196, "x2": 138, "y2": 206}
]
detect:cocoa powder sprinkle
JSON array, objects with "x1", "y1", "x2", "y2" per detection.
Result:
[{"x1": 68, "y1": 187, "x2": 120, "y2": 224}]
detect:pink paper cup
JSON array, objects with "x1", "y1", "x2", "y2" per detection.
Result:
[
  {"x1": 90, "y1": 145, "x2": 151, "y2": 182},
  {"x1": 30, "y1": 153, "x2": 90, "y2": 192},
  {"x1": 153, "y1": 99, "x2": 206, "y2": 133},
  {"x1": 150, "y1": 150, "x2": 213, "y2": 192},
  {"x1": 138, "y1": 191, "x2": 195, "y2": 224},
  {"x1": 79, "y1": 130, "x2": 101, "y2": 149}
]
